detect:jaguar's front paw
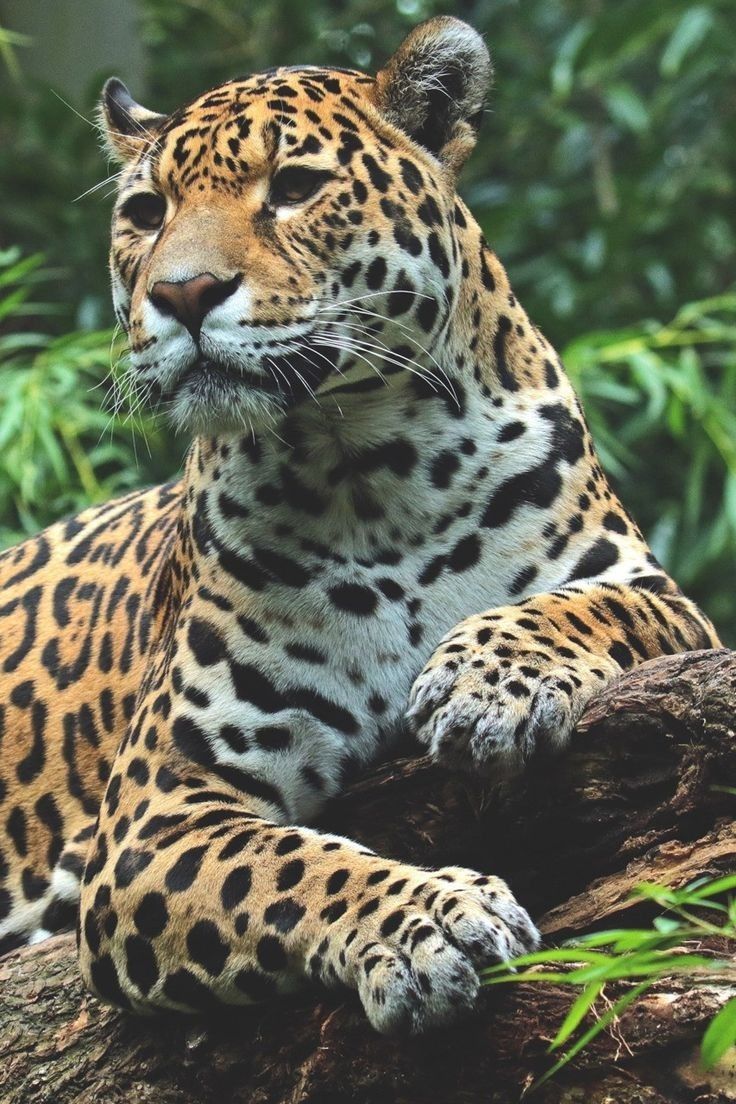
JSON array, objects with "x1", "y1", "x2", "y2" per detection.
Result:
[
  {"x1": 407, "y1": 611, "x2": 618, "y2": 777},
  {"x1": 307, "y1": 860, "x2": 539, "y2": 1035}
]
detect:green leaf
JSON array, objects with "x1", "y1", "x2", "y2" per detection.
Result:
[
  {"x1": 604, "y1": 83, "x2": 650, "y2": 134},
  {"x1": 551, "y1": 19, "x2": 593, "y2": 100},
  {"x1": 481, "y1": 948, "x2": 610, "y2": 976},
  {"x1": 682, "y1": 875, "x2": 736, "y2": 901},
  {"x1": 661, "y1": 6, "x2": 714, "y2": 77},
  {"x1": 549, "y1": 982, "x2": 602, "y2": 1050},
  {"x1": 535, "y1": 982, "x2": 652, "y2": 1089},
  {"x1": 701, "y1": 998, "x2": 736, "y2": 1068},
  {"x1": 653, "y1": 917, "x2": 683, "y2": 934},
  {"x1": 0, "y1": 251, "x2": 45, "y2": 288}
]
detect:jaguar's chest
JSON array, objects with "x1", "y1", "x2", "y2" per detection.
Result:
[
  {"x1": 160, "y1": 391, "x2": 588, "y2": 819},
  {"x1": 168, "y1": 528, "x2": 516, "y2": 821}
]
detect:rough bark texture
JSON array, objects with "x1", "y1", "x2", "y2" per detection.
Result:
[{"x1": 1, "y1": 648, "x2": 735, "y2": 1104}]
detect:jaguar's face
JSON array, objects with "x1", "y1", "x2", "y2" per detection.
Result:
[{"x1": 103, "y1": 18, "x2": 491, "y2": 434}]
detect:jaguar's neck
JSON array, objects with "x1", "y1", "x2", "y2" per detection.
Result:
[
  {"x1": 181, "y1": 381, "x2": 491, "y2": 561},
  {"x1": 444, "y1": 202, "x2": 569, "y2": 399}
]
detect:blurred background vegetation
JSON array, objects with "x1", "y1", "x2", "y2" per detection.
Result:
[{"x1": 0, "y1": 0, "x2": 734, "y2": 642}]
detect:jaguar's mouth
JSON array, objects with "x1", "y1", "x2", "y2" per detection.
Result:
[
  {"x1": 176, "y1": 344, "x2": 341, "y2": 403},
  {"x1": 178, "y1": 358, "x2": 282, "y2": 396}
]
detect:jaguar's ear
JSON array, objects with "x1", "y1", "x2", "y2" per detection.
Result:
[
  {"x1": 375, "y1": 17, "x2": 491, "y2": 175},
  {"x1": 99, "y1": 78, "x2": 166, "y2": 162}
]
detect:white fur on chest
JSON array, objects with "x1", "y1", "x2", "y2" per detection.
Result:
[
  {"x1": 176, "y1": 389, "x2": 583, "y2": 822},
  {"x1": 176, "y1": 532, "x2": 522, "y2": 824}
]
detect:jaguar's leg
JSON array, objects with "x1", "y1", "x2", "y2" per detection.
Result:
[
  {"x1": 0, "y1": 820, "x2": 95, "y2": 953},
  {"x1": 409, "y1": 577, "x2": 719, "y2": 777},
  {"x1": 79, "y1": 782, "x2": 538, "y2": 1034}
]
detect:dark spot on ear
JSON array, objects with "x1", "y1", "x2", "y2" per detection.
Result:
[{"x1": 413, "y1": 67, "x2": 465, "y2": 154}]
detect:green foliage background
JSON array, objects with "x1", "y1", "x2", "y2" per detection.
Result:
[{"x1": 0, "y1": 0, "x2": 734, "y2": 641}]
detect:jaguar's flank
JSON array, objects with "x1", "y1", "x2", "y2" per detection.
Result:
[{"x1": 0, "y1": 18, "x2": 719, "y2": 1034}]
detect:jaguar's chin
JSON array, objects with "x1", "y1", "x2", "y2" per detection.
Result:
[
  {"x1": 166, "y1": 358, "x2": 287, "y2": 437},
  {"x1": 162, "y1": 341, "x2": 342, "y2": 437}
]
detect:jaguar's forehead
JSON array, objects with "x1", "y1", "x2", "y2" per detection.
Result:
[
  {"x1": 163, "y1": 68, "x2": 376, "y2": 147},
  {"x1": 138, "y1": 66, "x2": 381, "y2": 193}
]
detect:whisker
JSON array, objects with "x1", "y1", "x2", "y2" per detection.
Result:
[
  {"x1": 317, "y1": 289, "x2": 433, "y2": 312},
  {"x1": 312, "y1": 334, "x2": 466, "y2": 413},
  {"x1": 311, "y1": 335, "x2": 406, "y2": 394},
  {"x1": 290, "y1": 365, "x2": 322, "y2": 406},
  {"x1": 50, "y1": 89, "x2": 105, "y2": 133},
  {"x1": 74, "y1": 170, "x2": 127, "y2": 203},
  {"x1": 315, "y1": 325, "x2": 408, "y2": 388},
  {"x1": 321, "y1": 306, "x2": 460, "y2": 407},
  {"x1": 263, "y1": 357, "x2": 288, "y2": 396},
  {"x1": 313, "y1": 327, "x2": 459, "y2": 406},
  {"x1": 291, "y1": 345, "x2": 351, "y2": 414},
  {"x1": 321, "y1": 318, "x2": 445, "y2": 383},
  {"x1": 320, "y1": 297, "x2": 455, "y2": 371}
]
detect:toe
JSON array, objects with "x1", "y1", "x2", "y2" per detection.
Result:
[
  {"x1": 410, "y1": 941, "x2": 478, "y2": 1033},
  {"x1": 358, "y1": 947, "x2": 419, "y2": 1035},
  {"x1": 407, "y1": 665, "x2": 456, "y2": 728}
]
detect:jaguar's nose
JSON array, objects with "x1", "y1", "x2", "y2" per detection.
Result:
[{"x1": 149, "y1": 272, "x2": 242, "y2": 338}]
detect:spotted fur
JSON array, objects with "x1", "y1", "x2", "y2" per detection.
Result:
[{"x1": 0, "y1": 18, "x2": 718, "y2": 1033}]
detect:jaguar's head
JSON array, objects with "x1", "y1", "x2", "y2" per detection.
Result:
[{"x1": 102, "y1": 17, "x2": 491, "y2": 434}]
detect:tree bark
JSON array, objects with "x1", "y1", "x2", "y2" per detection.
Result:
[{"x1": 1, "y1": 648, "x2": 735, "y2": 1104}]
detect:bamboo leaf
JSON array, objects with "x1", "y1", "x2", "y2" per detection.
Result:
[{"x1": 701, "y1": 998, "x2": 736, "y2": 1068}]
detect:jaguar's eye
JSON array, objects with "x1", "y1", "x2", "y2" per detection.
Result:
[
  {"x1": 121, "y1": 192, "x2": 167, "y2": 231},
  {"x1": 269, "y1": 166, "x2": 331, "y2": 207}
]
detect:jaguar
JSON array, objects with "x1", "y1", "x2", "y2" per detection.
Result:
[{"x1": 0, "y1": 17, "x2": 719, "y2": 1034}]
